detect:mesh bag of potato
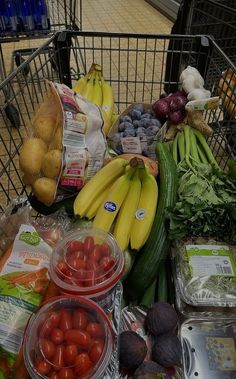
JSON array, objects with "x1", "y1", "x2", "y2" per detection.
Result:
[{"x1": 20, "y1": 82, "x2": 106, "y2": 206}]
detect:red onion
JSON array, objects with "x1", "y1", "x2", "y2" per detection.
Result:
[{"x1": 152, "y1": 99, "x2": 170, "y2": 118}]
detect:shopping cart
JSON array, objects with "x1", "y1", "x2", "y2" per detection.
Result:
[
  {"x1": 0, "y1": 31, "x2": 235, "y2": 215},
  {"x1": 0, "y1": 0, "x2": 82, "y2": 80}
]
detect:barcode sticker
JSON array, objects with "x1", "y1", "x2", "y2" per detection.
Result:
[
  {"x1": 186, "y1": 244, "x2": 236, "y2": 277},
  {"x1": 190, "y1": 255, "x2": 234, "y2": 277}
]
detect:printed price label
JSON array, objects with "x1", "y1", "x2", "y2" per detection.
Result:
[
  {"x1": 186, "y1": 245, "x2": 236, "y2": 277},
  {"x1": 121, "y1": 137, "x2": 142, "y2": 154}
]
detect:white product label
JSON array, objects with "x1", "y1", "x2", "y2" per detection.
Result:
[
  {"x1": 121, "y1": 137, "x2": 142, "y2": 154},
  {"x1": 190, "y1": 255, "x2": 234, "y2": 277},
  {"x1": 135, "y1": 208, "x2": 146, "y2": 220}
]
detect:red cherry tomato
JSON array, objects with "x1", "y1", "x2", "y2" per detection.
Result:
[
  {"x1": 84, "y1": 271, "x2": 96, "y2": 287},
  {"x1": 56, "y1": 261, "x2": 68, "y2": 276},
  {"x1": 100, "y1": 243, "x2": 111, "y2": 256},
  {"x1": 58, "y1": 368, "x2": 75, "y2": 379},
  {"x1": 35, "y1": 359, "x2": 51, "y2": 375},
  {"x1": 67, "y1": 256, "x2": 87, "y2": 271},
  {"x1": 74, "y1": 268, "x2": 86, "y2": 280},
  {"x1": 75, "y1": 353, "x2": 93, "y2": 376},
  {"x1": 49, "y1": 372, "x2": 59, "y2": 379},
  {"x1": 65, "y1": 329, "x2": 91, "y2": 350},
  {"x1": 50, "y1": 312, "x2": 61, "y2": 328},
  {"x1": 40, "y1": 338, "x2": 56, "y2": 360},
  {"x1": 40, "y1": 319, "x2": 53, "y2": 338},
  {"x1": 52, "y1": 345, "x2": 65, "y2": 368},
  {"x1": 86, "y1": 258, "x2": 99, "y2": 272},
  {"x1": 71, "y1": 250, "x2": 85, "y2": 261},
  {"x1": 89, "y1": 342, "x2": 104, "y2": 364},
  {"x1": 101, "y1": 256, "x2": 116, "y2": 272},
  {"x1": 93, "y1": 338, "x2": 105, "y2": 348},
  {"x1": 86, "y1": 323, "x2": 105, "y2": 339},
  {"x1": 90, "y1": 244, "x2": 102, "y2": 261},
  {"x1": 51, "y1": 328, "x2": 64, "y2": 345},
  {"x1": 72, "y1": 309, "x2": 88, "y2": 330},
  {"x1": 84, "y1": 236, "x2": 94, "y2": 254},
  {"x1": 64, "y1": 344, "x2": 78, "y2": 366},
  {"x1": 67, "y1": 240, "x2": 84, "y2": 254},
  {"x1": 59, "y1": 310, "x2": 72, "y2": 332}
]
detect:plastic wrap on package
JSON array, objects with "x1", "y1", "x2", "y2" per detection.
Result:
[
  {"x1": 181, "y1": 318, "x2": 236, "y2": 378},
  {"x1": 103, "y1": 281, "x2": 123, "y2": 379},
  {"x1": 119, "y1": 305, "x2": 183, "y2": 379},
  {"x1": 172, "y1": 238, "x2": 236, "y2": 308}
]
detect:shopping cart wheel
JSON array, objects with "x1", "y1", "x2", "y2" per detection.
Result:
[
  {"x1": 14, "y1": 52, "x2": 30, "y2": 76},
  {"x1": 5, "y1": 103, "x2": 20, "y2": 129}
]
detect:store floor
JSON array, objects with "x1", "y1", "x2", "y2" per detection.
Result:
[{"x1": 0, "y1": 1, "x2": 173, "y2": 211}]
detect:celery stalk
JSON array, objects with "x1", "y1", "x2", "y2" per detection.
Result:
[
  {"x1": 192, "y1": 128, "x2": 219, "y2": 168},
  {"x1": 177, "y1": 132, "x2": 185, "y2": 162}
]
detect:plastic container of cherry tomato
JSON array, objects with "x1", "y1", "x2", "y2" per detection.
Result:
[
  {"x1": 23, "y1": 295, "x2": 114, "y2": 379},
  {"x1": 49, "y1": 228, "x2": 125, "y2": 314}
]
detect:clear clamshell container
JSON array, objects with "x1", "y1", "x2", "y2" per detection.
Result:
[
  {"x1": 172, "y1": 238, "x2": 236, "y2": 308},
  {"x1": 181, "y1": 318, "x2": 236, "y2": 379}
]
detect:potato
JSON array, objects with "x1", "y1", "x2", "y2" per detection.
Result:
[
  {"x1": 33, "y1": 177, "x2": 57, "y2": 205},
  {"x1": 19, "y1": 138, "x2": 47, "y2": 175},
  {"x1": 49, "y1": 127, "x2": 63, "y2": 150},
  {"x1": 34, "y1": 116, "x2": 56, "y2": 144},
  {"x1": 41, "y1": 149, "x2": 62, "y2": 178},
  {"x1": 22, "y1": 173, "x2": 40, "y2": 186}
]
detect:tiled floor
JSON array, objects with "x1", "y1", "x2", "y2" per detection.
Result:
[{"x1": 0, "y1": 0, "x2": 173, "y2": 212}]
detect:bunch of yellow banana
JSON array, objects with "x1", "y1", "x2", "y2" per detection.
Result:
[
  {"x1": 73, "y1": 64, "x2": 114, "y2": 135},
  {"x1": 74, "y1": 157, "x2": 158, "y2": 252}
]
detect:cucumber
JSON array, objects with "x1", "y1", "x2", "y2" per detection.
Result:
[
  {"x1": 126, "y1": 143, "x2": 177, "y2": 301},
  {"x1": 157, "y1": 261, "x2": 168, "y2": 302},
  {"x1": 140, "y1": 279, "x2": 157, "y2": 307}
]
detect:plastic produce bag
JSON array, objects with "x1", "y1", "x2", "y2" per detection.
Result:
[
  {"x1": 108, "y1": 103, "x2": 165, "y2": 160},
  {"x1": 172, "y1": 238, "x2": 236, "y2": 308},
  {"x1": 20, "y1": 81, "x2": 106, "y2": 206},
  {"x1": 0, "y1": 206, "x2": 71, "y2": 379}
]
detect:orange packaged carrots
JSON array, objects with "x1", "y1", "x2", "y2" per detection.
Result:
[{"x1": 0, "y1": 224, "x2": 52, "y2": 379}]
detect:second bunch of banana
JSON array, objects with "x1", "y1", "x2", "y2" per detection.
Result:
[
  {"x1": 74, "y1": 157, "x2": 158, "y2": 252},
  {"x1": 73, "y1": 64, "x2": 114, "y2": 135}
]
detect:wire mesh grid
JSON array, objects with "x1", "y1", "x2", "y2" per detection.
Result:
[
  {"x1": 186, "y1": 0, "x2": 236, "y2": 63},
  {"x1": 0, "y1": 0, "x2": 82, "y2": 40},
  {"x1": 0, "y1": 31, "x2": 235, "y2": 214}
]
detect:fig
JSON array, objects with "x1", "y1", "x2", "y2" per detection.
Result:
[
  {"x1": 152, "y1": 334, "x2": 182, "y2": 368},
  {"x1": 119, "y1": 331, "x2": 147, "y2": 370},
  {"x1": 134, "y1": 361, "x2": 167, "y2": 379},
  {"x1": 146, "y1": 302, "x2": 178, "y2": 336}
]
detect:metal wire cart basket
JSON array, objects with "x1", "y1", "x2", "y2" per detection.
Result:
[
  {"x1": 0, "y1": 0, "x2": 82, "y2": 81},
  {"x1": 0, "y1": 31, "x2": 235, "y2": 214},
  {"x1": 186, "y1": 0, "x2": 236, "y2": 64}
]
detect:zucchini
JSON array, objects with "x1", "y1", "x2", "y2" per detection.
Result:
[
  {"x1": 157, "y1": 261, "x2": 168, "y2": 302},
  {"x1": 140, "y1": 279, "x2": 157, "y2": 307},
  {"x1": 127, "y1": 143, "x2": 177, "y2": 301}
]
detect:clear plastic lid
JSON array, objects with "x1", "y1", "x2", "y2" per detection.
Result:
[
  {"x1": 172, "y1": 238, "x2": 236, "y2": 307},
  {"x1": 181, "y1": 318, "x2": 236, "y2": 379},
  {"x1": 49, "y1": 228, "x2": 124, "y2": 297},
  {"x1": 23, "y1": 295, "x2": 113, "y2": 379}
]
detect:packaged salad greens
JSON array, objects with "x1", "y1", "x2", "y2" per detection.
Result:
[
  {"x1": 172, "y1": 238, "x2": 236, "y2": 307},
  {"x1": 181, "y1": 318, "x2": 236, "y2": 378}
]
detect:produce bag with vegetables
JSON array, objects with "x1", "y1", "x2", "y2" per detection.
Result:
[
  {"x1": 0, "y1": 224, "x2": 52, "y2": 378},
  {"x1": 108, "y1": 103, "x2": 165, "y2": 160},
  {"x1": 20, "y1": 81, "x2": 106, "y2": 206}
]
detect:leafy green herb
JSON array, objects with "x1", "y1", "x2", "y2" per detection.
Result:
[{"x1": 168, "y1": 163, "x2": 236, "y2": 243}]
